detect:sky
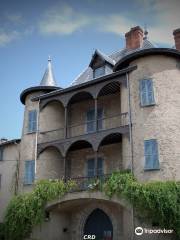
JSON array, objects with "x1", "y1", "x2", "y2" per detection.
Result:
[{"x1": 0, "y1": 0, "x2": 179, "y2": 139}]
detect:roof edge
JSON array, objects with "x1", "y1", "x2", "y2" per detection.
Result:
[
  {"x1": 114, "y1": 48, "x2": 180, "y2": 71},
  {"x1": 32, "y1": 65, "x2": 137, "y2": 102},
  {"x1": 0, "y1": 139, "x2": 21, "y2": 146},
  {"x1": 20, "y1": 86, "x2": 60, "y2": 105}
]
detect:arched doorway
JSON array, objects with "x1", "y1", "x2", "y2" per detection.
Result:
[{"x1": 84, "y1": 208, "x2": 113, "y2": 240}]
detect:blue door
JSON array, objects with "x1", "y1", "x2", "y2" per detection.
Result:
[{"x1": 84, "y1": 208, "x2": 113, "y2": 240}]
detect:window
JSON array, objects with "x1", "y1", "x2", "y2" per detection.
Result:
[
  {"x1": 144, "y1": 139, "x2": 160, "y2": 170},
  {"x1": 139, "y1": 79, "x2": 155, "y2": 106},
  {"x1": 87, "y1": 157, "x2": 104, "y2": 177},
  {"x1": 24, "y1": 160, "x2": 35, "y2": 185},
  {"x1": 93, "y1": 66, "x2": 105, "y2": 78},
  {"x1": 28, "y1": 110, "x2": 37, "y2": 133},
  {"x1": 0, "y1": 148, "x2": 3, "y2": 161},
  {"x1": 86, "y1": 108, "x2": 103, "y2": 133}
]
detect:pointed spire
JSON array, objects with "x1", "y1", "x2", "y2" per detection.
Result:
[{"x1": 40, "y1": 57, "x2": 57, "y2": 87}]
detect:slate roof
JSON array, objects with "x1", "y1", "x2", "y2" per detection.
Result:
[
  {"x1": 40, "y1": 57, "x2": 57, "y2": 87},
  {"x1": 70, "y1": 39, "x2": 155, "y2": 86}
]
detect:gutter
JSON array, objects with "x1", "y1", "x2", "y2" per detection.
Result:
[{"x1": 32, "y1": 65, "x2": 137, "y2": 101}]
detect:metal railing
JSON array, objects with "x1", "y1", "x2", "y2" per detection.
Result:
[
  {"x1": 38, "y1": 112, "x2": 129, "y2": 143},
  {"x1": 67, "y1": 174, "x2": 111, "y2": 192}
]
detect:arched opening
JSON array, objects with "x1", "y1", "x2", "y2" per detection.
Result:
[
  {"x1": 39, "y1": 100, "x2": 65, "y2": 142},
  {"x1": 67, "y1": 92, "x2": 94, "y2": 138},
  {"x1": 84, "y1": 208, "x2": 113, "y2": 239},
  {"x1": 96, "y1": 82, "x2": 121, "y2": 132},
  {"x1": 66, "y1": 140, "x2": 94, "y2": 178},
  {"x1": 98, "y1": 133, "x2": 123, "y2": 174},
  {"x1": 37, "y1": 146, "x2": 64, "y2": 180}
]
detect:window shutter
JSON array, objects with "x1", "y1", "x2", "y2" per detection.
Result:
[
  {"x1": 87, "y1": 158, "x2": 95, "y2": 177},
  {"x1": 97, "y1": 108, "x2": 103, "y2": 130},
  {"x1": 86, "y1": 109, "x2": 95, "y2": 132},
  {"x1": 144, "y1": 139, "x2": 159, "y2": 170},
  {"x1": 147, "y1": 79, "x2": 155, "y2": 104},
  {"x1": 140, "y1": 79, "x2": 155, "y2": 106},
  {"x1": 140, "y1": 80, "x2": 147, "y2": 106},
  {"x1": 28, "y1": 110, "x2": 37, "y2": 132},
  {"x1": 25, "y1": 160, "x2": 35, "y2": 184},
  {"x1": 97, "y1": 157, "x2": 104, "y2": 176},
  {"x1": 152, "y1": 140, "x2": 159, "y2": 169},
  {"x1": 0, "y1": 148, "x2": 3, "y2": 161}
]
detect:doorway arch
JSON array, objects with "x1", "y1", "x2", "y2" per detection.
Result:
[{"x1": 84, "y1": 208, "x2": 113, "y2": 239}]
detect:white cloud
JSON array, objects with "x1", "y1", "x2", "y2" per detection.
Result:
[
  {"x1": 37, "y1": 1, "x2": 179, "y2": 45},
  {"x1": 0, "y1": 31, "x2": 19, "y2": 46},
  {"x1": 39, "y1": 4, "x2": 92, "y2": 35},
  {"x1": 136, "y1": 0, "x2": 180, "y2": 44}
]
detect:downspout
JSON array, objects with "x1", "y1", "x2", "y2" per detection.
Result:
[
  {"x1": 34, "y1": 99, "x2": 40, "y2": 178},
  {"x1": 126, "y1": 72, "x2": 135, "y2": 240}
]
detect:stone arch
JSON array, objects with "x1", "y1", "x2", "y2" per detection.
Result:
[
  {"x1": 40, "y1": 99, "x2": 65, "y2": 110},
  {"x1": 37, "y1": 146, "x2": 64, "y2": 180},
  {"x1": 76, "y1": 201, "x2": 122, "y2": 240},
  {"x1": 67, "y1": 91, "x2": 94, "y2": 106},
  {"x1": 97, "y1": 81, "x2": 121, "y2": 98},
  {"x1": 96, "y1": 132, "x2": 123, "y2": 174},
  {"x1": 39, "y1": 100, "x2": 65, "y2": 135},
  {"x1": 83, "y1": 208, "x2": 113, "y2": 238},
  {"x1": 97, "y1": 132, "x2": 122, "y2": 151},
  {"x1": 65, "y1": 139, "x2": 95, "y2": 156}
]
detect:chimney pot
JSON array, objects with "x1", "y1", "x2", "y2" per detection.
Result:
[
  {"x1": 125, "y1": 26, "x2": 144, "y2": 50},
  {"x1": 173, "y1": 28, "x2": 180, "y2": 50}
]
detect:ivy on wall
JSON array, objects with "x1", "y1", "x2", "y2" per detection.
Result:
[
  {"x1": 1, "y1": 180, "x2": 76, "y2": 240},
  {"x1": 1, "y1": 172, "x2": 180, "y2": 239},
  {"x1": 103, "y1": 172, "x2": 180, "y2": 238}
]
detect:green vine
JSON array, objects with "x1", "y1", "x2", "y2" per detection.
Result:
[
  {"x1": 103, "y1": 172, "x2": 180, "y2": 237},
  {"x1": 2, "y1": 179, "x2": 76, "y2": 240},
  {"x1": 1, "y1": 172, "x2": 180, "y2": 239}
]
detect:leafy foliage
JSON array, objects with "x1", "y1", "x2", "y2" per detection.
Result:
[
  {"x1": 3, "y1": 179, "x2": 76, "y2": 240},
  {"x1": 104, "y1": 172, "x2": 180, "y2": 237},
  {"x1": 2, "y1": 172, "x2": 180, "y2": 239}
]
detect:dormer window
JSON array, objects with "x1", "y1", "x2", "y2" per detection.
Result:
[
  {"x1": 93, "y1": 66, "x2": 105, "y2": 78},
  {"x1": 89, "y1": 49, "x2": 115, "y2": 80}
]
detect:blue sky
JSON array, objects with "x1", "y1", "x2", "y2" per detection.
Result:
[{"x1": 0, "y1": 0, "x2": 179, "y2": 139}]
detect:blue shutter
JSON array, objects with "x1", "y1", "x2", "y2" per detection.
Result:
[
  {"x1": 147, "y1": 79, "x2": 155, "y2": 104},
  {"x1": 0, "y1": 148, "x2": 3, "y2": 161},
  {"x1": 140, "y1": 79, "x2": 155, "y2": 106},
  {"x1": 28, "y1": 110, "x2": 37, "y2": 132},
  {"x1": 87, "y1": 158, "x2": 95, "y2": 177},
  {"x1": 86, "y1": 109, "x2": 95, "y2": 132},
  {"x1": 97, "y1": 157, "x2": 104, "y2": 176},
  {"x1": 140, "y1": 80, "x2": 147, "y2": 106},
  {"x1": 25, "y1": 160, "x2": 35, "y2": 184},
  {"x1": 144, "y1": 140, "x2": 159, "y2": 170},
  {"x1": 97, "y1": 108, "x2": 103, "y2": 130}
]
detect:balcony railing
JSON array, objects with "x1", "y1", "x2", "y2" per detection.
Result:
[
  {"x1": 67, "y1": 174, "x2": 111, "y2": 192},
  {"x1": 38, "y1": 112, "x2": 128, "y2": 144}
]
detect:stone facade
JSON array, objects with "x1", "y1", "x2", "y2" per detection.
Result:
[{"x1": 1, "y1": 28, "x2": 180, "y2": 240}]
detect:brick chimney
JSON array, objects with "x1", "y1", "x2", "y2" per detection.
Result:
[
  {"x1": 173, "y1": 28, "x2": 180, "y2": 51},
  {"x1": 125, "y1": 26, "x2": 144, "y2": 50}
]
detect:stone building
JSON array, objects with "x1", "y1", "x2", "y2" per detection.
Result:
[{"x1": 0, "y1": 26, "x2": 180, "y2": 240}]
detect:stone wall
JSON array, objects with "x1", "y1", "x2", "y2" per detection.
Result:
[
  {"x1": 129, "y1": 55, "x2": 180, "y2": 181},
  {"x1": 0, "y1": 143, "x2": 20, "y2": 222}
]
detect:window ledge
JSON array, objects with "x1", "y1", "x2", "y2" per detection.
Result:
[
  {"x1": 140, "y1": 103, "x2": 156, "y2": 108},
  {"x1": 144, "y1": 168, "x2": 160, "y2": 171},
  {"x1": 26, "y1": 131, "x2": 37, "y2": 135}
]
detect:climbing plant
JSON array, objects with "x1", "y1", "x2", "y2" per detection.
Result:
[
  {"x1": 1, "y1": 172, "x2": 180, "y2": 239},
  {"x1": 3, "y1": 179, "x2": 76, "y2": 240},
  {"x1": 103, "y1": 172, "x2": 180, "y2": 238}
]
